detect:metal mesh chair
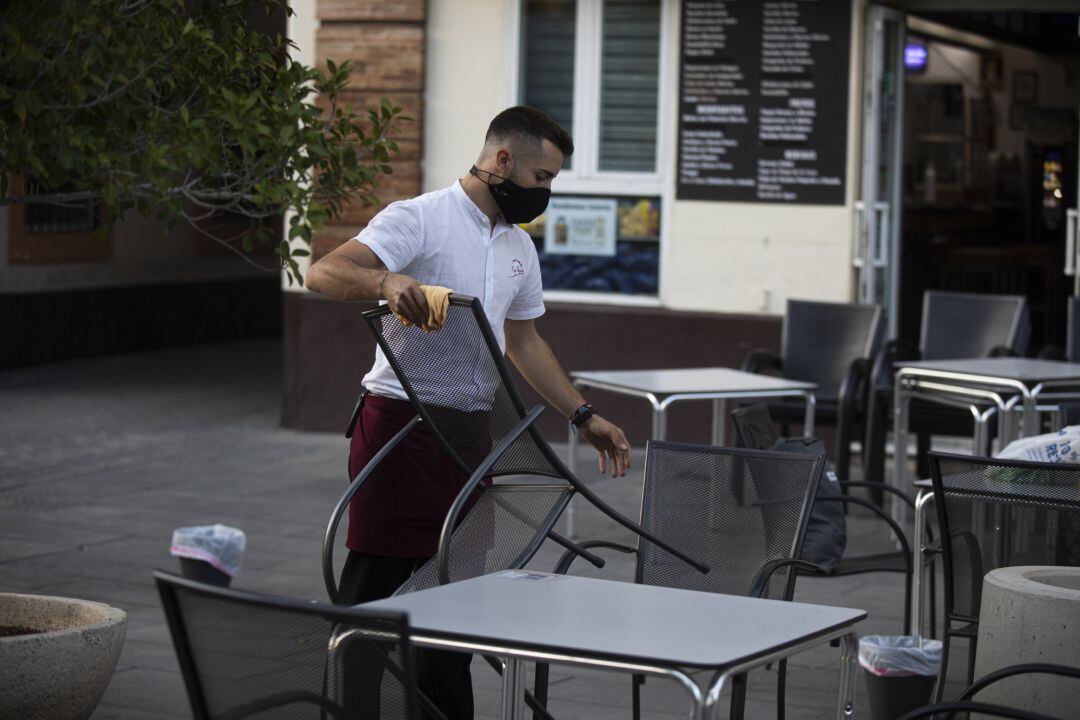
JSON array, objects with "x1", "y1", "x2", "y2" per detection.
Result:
[
  {"x1": 864, "y1": 291, "x2": 1030, "y2": 498},
  {"x1": 323, "y1": 295, "x2": 705, "y2": 603},
  {"x1": 896, "y1": 662, "x2": 1080, "y2": 720},
  {"x1": 741, "y1": 299, "x2": 883, "y2": 485},
  {"x1": 927, "y1": 452, "x2": 1080, "y2": 701},
  {"x1": 542, "y1": 441, "x2": 824, "y2": 720},
  {"x1": 155, "y1": 570, "x2": 420, "y2": 720},
  {"x1": 731, "y1": 402, "x2": 927, "y2": 635}
]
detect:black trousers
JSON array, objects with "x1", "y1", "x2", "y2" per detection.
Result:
[{"x1": 339, "y1": 550, "x2": 474, "y2": 720}]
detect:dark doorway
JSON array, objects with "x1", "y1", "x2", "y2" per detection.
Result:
[{"x1": 898, "y1": 11, "x2": 1080, "y2": 355}]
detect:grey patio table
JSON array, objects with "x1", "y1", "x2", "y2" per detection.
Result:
[
  {"x1": 565, "y1": 367, "x2": 817, "y2": 537},
  {"x1": 892, "y1": 357, "x2": 1080, "y2": 525},
  {"x1": 362, "y1": 571, "x2": 864, "y2": 720}
]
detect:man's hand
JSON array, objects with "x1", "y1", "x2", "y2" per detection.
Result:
[
  {"x1": 579, "y1": 414, "x2": 632, "y2": 477},
  {"x1": 382, "y1": 272, "x2": 431, "y2": 329}
]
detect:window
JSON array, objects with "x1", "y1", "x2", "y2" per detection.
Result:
[
  {"x1": 517, "y1": 0, "x2": 667, "y2": 299},
  {"x1": 519, "y1": 0, "x2": 663, "y2": 181}
]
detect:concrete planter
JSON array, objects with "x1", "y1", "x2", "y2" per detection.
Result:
[
  {"x1": 975, "y1": 566, "x2": 1080, "y2": 716},
  {"x1": 0, "y1": 593, "x2": 127, "y2": 720}
]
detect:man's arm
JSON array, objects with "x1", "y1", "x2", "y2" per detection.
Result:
[
  {"x1": 305, "y1": 240, "x2": 430, "y2": 327},
  {"x1": 504, "y1": 318, "x2": 631, "y2": 477}
]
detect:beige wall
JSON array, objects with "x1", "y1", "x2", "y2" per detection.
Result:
[{"x1": 422, "y1": 0, "x2": 866, "y2": 316}]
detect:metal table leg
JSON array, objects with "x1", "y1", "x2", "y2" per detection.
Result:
[
  {"x1": 837, "y1": 632, "x2": 858, "y2": 720},
  {"x1": 712, "y1": 399, "x2": 728, "y2": 446},
  {"x1": 893, "y1": 378, "x2": 912, "y2": 526},
  {"x1": 500, "y1": 657, "x2": 527, "y2": 719},
  {"x1": 910, "y1": 489, "x2": 934, "y2": 639},
  {"x1": 803, "y1": 391, "x2": 817, "y2": 438}
]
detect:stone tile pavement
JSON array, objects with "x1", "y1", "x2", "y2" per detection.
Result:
[{"x1": 0, "y1": 339, "x2": 963, "y2": 719}]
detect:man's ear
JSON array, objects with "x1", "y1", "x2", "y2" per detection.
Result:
[{"x1": 494, "y1": 148, "x2": 514, "y2": 175}]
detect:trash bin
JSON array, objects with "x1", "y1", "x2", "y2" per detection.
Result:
[
  {"x1": 858, "y1": 635, "x2": 941, "y2": 720},
  {"x1": 170, "y1": 524, "x2": 246, "y2": 588}
]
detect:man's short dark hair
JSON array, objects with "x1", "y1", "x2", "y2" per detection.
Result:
[{"x1": 485, "y1": 106, "x2": 574, "y2": 158}]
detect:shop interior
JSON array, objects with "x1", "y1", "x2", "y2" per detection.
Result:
[{"x1": 898, "y1": 10, "x2": 1080, "y2": 352}]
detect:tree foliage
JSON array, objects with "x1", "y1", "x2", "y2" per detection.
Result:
[{"x1": 0, "y1": 0, "x2": 406, "y2": 284}]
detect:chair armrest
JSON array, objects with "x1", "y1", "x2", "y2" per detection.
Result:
[
  {"x1": 547, "y1": 531, "x2": 606, "y2": 570},
  {"x1": 837, "y1": 481, "x2": 915, "y2": 510},
  {"x1": 895, "y1": 700, "x2": 1056, "y2": 720},
  {"x1": 815, "y1": 495, "x2": 914, "y2": 568},
  {"x1": 838, "y1": 357, "x2": 870, "y2": 411},
  {"x1": 871, "y1": 338, "x2": 919, "y2": 390},
  {"x1": 554, "y1": 540, "x2": 637, "y2": 576},
  {"x1": 749, "y1": 559, "x2": 822, "y2": 598},
  {"x1": 1038, "y1": 344, "x2": 1066, "y2": 361},
  {"x1": 958, "y1": 662, "x2": 1080, "y2": 703},
  {"x1": 741, "y1": 349, "x2": 783, "y2": 374}
]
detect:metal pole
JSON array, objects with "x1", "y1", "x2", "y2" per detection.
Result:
[{"x1": 500, "y1": 657, "x2": 527, "y2": 720}]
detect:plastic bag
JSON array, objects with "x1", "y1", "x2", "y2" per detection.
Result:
[
  {"x1": 996, "y1": 425, "x2": 1080, "y2": 464},
  {"x1": 170, "y1": 524, "x2": 246, "y2": 578},
  {"x1": 858, "y1": 635, "x2": 942, "y2": 677}
]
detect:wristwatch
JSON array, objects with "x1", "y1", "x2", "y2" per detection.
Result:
[{"x1": 569, "y1": 403, "x2": 595, "y2": 435}]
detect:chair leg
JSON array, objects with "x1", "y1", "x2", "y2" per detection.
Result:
[
  {"x1": 533, "y1": 662, "x2": 549, "y2": 720},
  {"x1": 916, "y1": 432, "x2": 932, "y2": 480},
  {"x1": 967, "y1": 635, "x2": 978, "y2": 687},
  {"x1": 835, "y1": 406, "x2": 853, "y2": 486},
  {"x1": 928, "y1": 568, "x2": 937, "y2": 640},
  {"x1": 864, "y1": 399, "x2": 886, "y2": 505},
  {"x1": 631, "y1": 673, "x2": 644, "y2": 720},
  {"x1": 776, "y1": 659, "x2": 787, "y2": 720},
  {"x1": 934, "y1": 630, "x2": 953, "y2": 702},
  {"x1": 903, "y1": 562, "x2": 913, "y2": 636},
  {"x1": 729, "y1": 672, "x2": 748, "y2": 720}
]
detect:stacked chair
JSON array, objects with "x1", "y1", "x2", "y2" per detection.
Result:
[
  {"x1": 538, "y1": 440, "x2": 826, "y2": 720},
  {"x1": 864, "y1": 291, "x2": 1030, "y2": 502}
]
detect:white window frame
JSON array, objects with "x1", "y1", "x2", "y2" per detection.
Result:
[{"x1": 506, "y1": 0, "x2": 676, "y2": 306}]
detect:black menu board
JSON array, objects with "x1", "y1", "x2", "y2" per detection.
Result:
[{"x1": 676, "y1": 0, "x2": 851, "y2": 204}]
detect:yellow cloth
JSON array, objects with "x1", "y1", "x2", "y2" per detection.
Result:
[{"x1": 395, "y1": 285, "x2": 453, "y2": 332}]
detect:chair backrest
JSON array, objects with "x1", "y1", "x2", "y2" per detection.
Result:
[
  {"x1": 364, "y1": 295, "x2": 561, "y2": 479},
  {"x1": 928, "y1": 452, "x2": 1080, "y2": 625},
  {"x1": 781, "y1": 299, "x2": 883, "y2": 398},
  {"x1": 920, "y1": 291, "x2": 1029, "y2": 360},
  {"x1": 731, "y1": 403, "x2": 779, "y2": 451},
  {"x1": 635, "y1": 442, "x2": 823, "y2": 601},
  {"x1": 156, "y1": 571, "x2": 419, "y2": 720},
  {"x1": 393, "y1": 483, "x2": 574, "y2": 596}
]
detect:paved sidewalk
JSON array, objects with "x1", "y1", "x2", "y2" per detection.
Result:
[{"x1": 0, "y1": 339, "x2": 949, "y2": 719}]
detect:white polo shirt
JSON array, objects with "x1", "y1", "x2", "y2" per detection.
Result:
[{"x1": 357, "y1": 180, "x2": 546, "y2": 401}]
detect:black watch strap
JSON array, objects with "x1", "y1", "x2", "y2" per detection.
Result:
[{"x1": 570, "y1": 403, "x2": 595, "y2": 433}]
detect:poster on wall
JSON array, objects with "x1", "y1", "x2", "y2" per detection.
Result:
[
  {"x1": 543, "y1": 197, "x2": 618, "y2": 257},
  {"x1": 676, "y1": 0, "x2": 851, "y2": 204}
]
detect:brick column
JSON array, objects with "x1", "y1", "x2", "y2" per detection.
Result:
[{"x1": 314, "y1": 0, "x2": 425, "y2": 259}]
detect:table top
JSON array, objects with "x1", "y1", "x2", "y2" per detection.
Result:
[
  {"x1": 362, "y1": 571, "x2": 864, "y2": 670},
  {"x1": 570, "y1": 367, "x2": 816, "y2": 396},
  {"x1": 897, "y1": 357, "x2": 1080, "y2": 384}
]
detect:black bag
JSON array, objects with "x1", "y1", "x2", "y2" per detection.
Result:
[
  {"x1": 731, "y1": 404, "x2": 847, "y2": 571},
  {"x1": 769, "y1": 436, "x2": 846, "y2": 571}
]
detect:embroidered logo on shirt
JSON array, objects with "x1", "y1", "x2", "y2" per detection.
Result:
[{"x1": 509, "y1": 259, "x2": 524, "y2": 277}]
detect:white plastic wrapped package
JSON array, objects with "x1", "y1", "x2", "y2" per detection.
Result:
[
  {"x1": 996, "y1": 425, "x2": 1080, "y2": 464},
  {"x1": 858, "y1": 635, "x2": 942, "y2": 677},
  {"x1": 170, "y1": 524, "x2": 246, "y2": 577}
]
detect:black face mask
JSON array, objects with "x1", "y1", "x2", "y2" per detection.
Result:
[{"x1": 470, "y1": 165, "x2": 551, "y2": 224}]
